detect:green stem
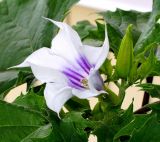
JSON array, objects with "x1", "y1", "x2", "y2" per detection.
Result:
[
  {"x1": 104, "y1": 85, "x2": 120, "y2": 105},
  {"x1": 118, "y1": 79, "x2": 127, "y2": 105}
]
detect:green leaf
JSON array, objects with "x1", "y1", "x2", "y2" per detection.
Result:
[
  {"x1": 74, "y1": 21, "x2": 105, "y2": 47},
  {"x1": 101, "y1": 9, "x2": 150, "y2": 55},
  {"x1": 138, "y1": 83, "x2": 160, "y2": 98},
  {"x1": 21, "y1": 124, "x2": 53, "y2": 142},
  {"x1": 60, "y1": 112, "x2": 94, "y2": 142},
  {"x1": 101, "y1": 9, "x2": 150, "y2": 37},
  {"x1": 94, "y1": 104, "x2": 133, "y2": 142},
  {"x1": 137, "y1": 49, "x2": 157, "y2": 80},
  {"x1": 65, "y1": 97, "x2": 90, "y2": 112},
  {"x1": 100, "y1": 59, "x2": 113, "y2": 81},
  {"x1": 130, "y1": 114, "x2": 160, "y2": 142},
  {"x1": 0, "y1": 70, "x2": 18, "y2": 98},
  {"x1": 107, "y1": 24, "x2": 123, "y2": 55},
  {"x1": 0, "y1": 0, "x2": 79, "y2": 70},
  {"x1": 73, "y1": 20, "x2": 96, "y2": 40},
  {"x1": 0, "y1": 100, "x2": 47, "y2": 142},
  {"x1": 114, "y1": 114, "x2": 150, "y2": 142},
  {"x1": 115, "y1": 25, "x2": 134, "y2": 79},
  {"x1": 134, "y1": 0, "x2": 160, "y2": 54},
  {"x1": 0, "y1": 71, "x2": 34, "y2": 99},
  {"x1": 14, "y1": 89, "x2": 46, "y2": 112}
]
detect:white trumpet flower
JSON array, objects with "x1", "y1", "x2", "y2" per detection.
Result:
[{"x1": 15, "y1": 18, "x2": 109, "y2": 114}]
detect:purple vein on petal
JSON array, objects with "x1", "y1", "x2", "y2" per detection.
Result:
[
  {"x1": 63, "y1": 70, "x2": 81, "y2": 81},
  {"x1": 77, "y1": 56, "x2": 92, "y2": 74},
  {"x1": 81, "y1": 56, "x2": 92, "y2": 69},
  {"x1": 69, "y1": 79, "x2": 84, "y2": 89},
  {"x1": 64, "y1": 68, "x2": 84, "y2": 78}
]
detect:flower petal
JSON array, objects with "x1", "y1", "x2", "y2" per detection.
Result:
[
  {"x1": 72, "y1": 89, "x2": 98, "y2": 99},
  {"x1": 19, "y1": 47, "x2": 70, "y2": 70},
  {"x1": 28, "y1": 63, "x2": 67, "y2": 84},
  {"x1": 83, "y1": 26, "x2": 109, "y2": 70},
  {"x1": 88, "y1": 69, "x2": 104, "y2": 92},
  {"x1": 83, "y1": 45, "x2": 102, "y2": 65},
  {"x1": 44, "y1": 18, "x2": 83, "y2": 65},
  {"x1": 14, "y1": 47, "x2": 70, "y2": 83},
  {"x1": 44, "y1": 83, "x2": 72, "y2": 114}
]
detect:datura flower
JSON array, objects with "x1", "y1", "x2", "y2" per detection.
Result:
[{"x1": 15, "y1": 18, "x2": 109, "y2": 114}]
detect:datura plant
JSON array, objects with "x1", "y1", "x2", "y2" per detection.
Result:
[{"x1": 1, "y1": 0, "x2": 160, "y2": 142}]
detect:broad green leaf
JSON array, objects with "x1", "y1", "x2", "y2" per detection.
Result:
[
  {"x1": 94, "y1": 104, "x2": 133, "y2": 142},
  {"x1": 134, "y1": 0, "x2": 160, "y2": 54},
  {"x1": 101, "y1": 9, "x2": 150, "y2": 37},
  {"x1": 21, "y1": 124, "x2": 53, "y2": 142},
  {"x1": 0, "y1": 71, "x2": 34, "y2": 99},
  {"x1": 20, "y1": 115, "x2": 70, "y2": 142},
  {"x1": 60, "y1": 112, "x2": 94, "y2": 142},
  {"x1": 14, "y1": 89, "x2": 46, "y2": 112},
  {"x1": 114, "y1": 114, "x2": 150, "y2": 142},
  {"x1": 0, "y1": 0, "x2": 79, "y2": 70},
  {"x1": 101, "y1": 9, "x2": 150, "y2": 55},
  {"x1": 74, "y1": 21, "x2": 105, "y2": 47},
  {"x1": 107, "y1": 24, "x2": 122, "y2": 55},
  {"x1": 115, "y1": 25, "x2": 134, "y2": 79},
  {"x1": 130, "y1": 114, "x2": 160, "y2": 142},
  {"x1": 73, "y1": 20, "x2": 96, "y2": 40},
  {"x1": 138, "y1": 83, "x2": 160, "y2": 98},
  {"x1": 0, "y1": 70, "x2": 18, "y2": 98},
  {"x1": 0, "y1": 100, "x2": 47, "y2": 142}
]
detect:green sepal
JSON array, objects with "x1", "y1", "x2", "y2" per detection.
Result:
[{"x1": 115, "y1": 24, "x2": 134, "y2": 79}]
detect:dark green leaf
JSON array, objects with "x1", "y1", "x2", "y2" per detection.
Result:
[
  {"x1": 114, "y1": 114, "x2": 150, "y2": 142},
  {"x1": 0, "y1": 70, "x2": 18, "y2": 98},
  {"x1": 21, "y1": 124, "x2": 52, "y2": 142},
  {"x1": 65, "y1": 97, "x2": 90, "y2": 112},
  {"x1": 101, "y1": 9, "x2": 150, "y2": 36},
  {"x1": 0, "y1": 100, "x2": 47, "y2": 142},
  {"x1": 138, "y1": 83, "x2": 160, "y2": 98},
  {"x1": 0, "y1": 0, "x2": 79, "y2": 70},
  {"x1": 60, "y1": 112, "x2": 94, "y2": 142},
  {"x1": 137, "y1": 49, "x2": 157, "y2": 80},
  {"x1": 74, "y1": 21, "x2": 105, "y2": 47},
  {"x1": 94, "y1": 104, "x2": 133, "y2": 142},
  {"x1": 14, "y1": 89, "x2": 46, "y2": 112},
  {"x1": 134, "y1": 0, "x2": 160, "y2": 54},
  {"x1": 130, "y1": 114, "x2": 160, "y2": 142}
]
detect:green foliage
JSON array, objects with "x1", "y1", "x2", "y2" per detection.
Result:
[
  {"x1": 138, "y1": 83, "x2": 160, "y2": 98},
  {"x1": 0, "y1": 71, "x2": 18, "y2": 98},
  {"x1": 74, "y1": 21, "x2": 105, "y2": 46},
  {"x1": 101, "y1": 9, "x2": 150, "y2": 55},
  {"x1": 1, "y1": 0, "x2": 160, "y2": 141},
  {"x1": 59, "y1": 112, "x2": 94, "y2": 142},
  {"x1": 100, "y1": 59, "x2": 113, "y2": 82},
  {"x1": 93, "y1": 104, "x2": 133, "y2": 142},
  {"x1": 14, "y1": 89, "x2": 46, "y2": 112},
  {"x1": 65, "y1": 97, "x2": 90, "y2": 112},
  {"x1": 134, "y1": 0, "x2": 160, "y2": 54},
  {"x1": 0, "y1": 0, "x2": 78, "y2": 70},
  {"x1": 0, "y1": 100, "x2": 47, "y2": 142}
]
